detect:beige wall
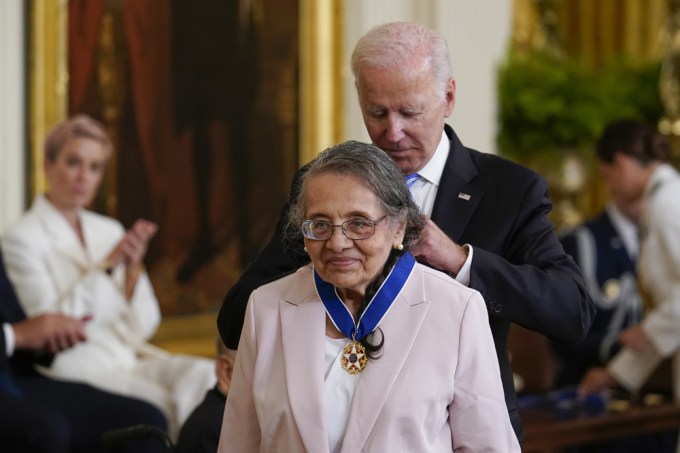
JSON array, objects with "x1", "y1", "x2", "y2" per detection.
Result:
[
  {"x1": 341, "y1": 1, "x2": 513, "y2": 155},
  {"x1": 0, "y1": 2, "x2": 25, "y2": 232}
]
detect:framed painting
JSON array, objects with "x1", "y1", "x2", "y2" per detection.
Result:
[{"x1": 28, "y1": 0, "x2": 343, "y2": 316}]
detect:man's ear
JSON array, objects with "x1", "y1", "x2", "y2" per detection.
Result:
[
  {"x1": 215, "y1": 353, "x2": 235, "y2": 395},
  {"x1": 444, "y1": 77, "x2": 456, "y2": 118}
]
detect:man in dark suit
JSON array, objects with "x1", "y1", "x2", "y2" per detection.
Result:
[
  {"x1": 217, "y1": 21, "x2": 595, "y2": 440},
  {"x1": 0, "y1": 247, "x2": 168, "y2": 453}
]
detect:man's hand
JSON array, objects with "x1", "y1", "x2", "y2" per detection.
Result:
[
  {"x1": 619, "y1": 325, "x2": 652, "y2": 352},
  {"x1": 12, "y1": 313, "x2": 92, "y2": 354},
  {"x1": 578, "y1": 367, "x2": 617, "y2": 396},
  {"x1": 410, "y1": 217, "x2": 467, "y2": 275}
]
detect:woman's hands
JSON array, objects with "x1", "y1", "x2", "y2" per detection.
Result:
[
  {"x1": 106, "y1": 219, "x2": 158, "y2": 269},
  {"x1": 578, "y1": 367, "x2": 617, "y2": 396},
  {"x1": 577, "y1": 325, "x2": 653, "y2": 396},
  {"x1": 104, "y1": 219, "x2": 158, "y2": 300},
  {"x1": 618, "y1": 325, "x2": 652, "y2": 352}
]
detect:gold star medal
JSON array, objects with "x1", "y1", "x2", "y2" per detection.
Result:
[{"x1": 340, "y1": 339, "x2": 367, "y2": 374}]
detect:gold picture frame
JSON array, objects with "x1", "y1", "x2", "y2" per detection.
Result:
[
  {"x1": 28, "y1": 0, "x2": 344, "y2": 198},
  {"x1": 28, "y1": 0, "x2": 69, "y2": 199}
]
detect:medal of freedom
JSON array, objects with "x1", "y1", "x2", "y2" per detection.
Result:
[
  {"x1": 340, "y1": 341, "x2": 368, "y2": 374},
  {"x1": 315, "y1": 253, "x2": 417, "y2": 376}
]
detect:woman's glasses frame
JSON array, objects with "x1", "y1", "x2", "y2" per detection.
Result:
[{"x1": 301, "y1": 216, "x2": 387, "y2": 241}]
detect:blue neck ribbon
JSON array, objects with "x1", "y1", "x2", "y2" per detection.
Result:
[{"x1": 314, "y1": 252, "x2": 416, "y2": 341}]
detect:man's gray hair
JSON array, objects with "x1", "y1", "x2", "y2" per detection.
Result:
[
  {"x1": 351, "y1": 21, "x2": 453, "y2": 96},
  {"x1": 288, "y1": 141, "x2": 424, "y2": 250}
]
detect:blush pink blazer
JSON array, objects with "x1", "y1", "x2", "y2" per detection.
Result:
[{"x1": 218, "y1": 263, "x2": 520, "y2": 452}]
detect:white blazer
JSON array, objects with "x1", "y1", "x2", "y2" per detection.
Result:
[
  {"x1": 0, "y1": 195, "x2": 161, "y2": 375},
  {"x1": 219, "y1": 263, "x2": 520, "y2": 453},
  {"x1": 609, "y1": 164, "x2": 680, "y2": 404},
  {"x1": 2, "y1": 196, "x2": 217, "y2": 437}
]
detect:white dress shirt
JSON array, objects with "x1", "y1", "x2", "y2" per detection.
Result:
[
  {"x1": 324, "y1": 336, "x2": 359, "y2": 453},
  {"x1": 2, "y1": 323, "x2": 14, "y2": 356},
  {"x1": 605, "y1": 202, "x2": 639, "y2": 260},
  {"x1": 409, "y1": 130, "x2": 473, "y2": 285}
]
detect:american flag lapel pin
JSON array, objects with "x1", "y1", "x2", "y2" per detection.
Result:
[{"x1": 458, "y1": 192, "x2": 471, "y2": 201}]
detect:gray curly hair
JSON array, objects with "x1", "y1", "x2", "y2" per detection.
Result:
[{"x1": 287, "y1": 140, "x2": 424, "y2": 250}]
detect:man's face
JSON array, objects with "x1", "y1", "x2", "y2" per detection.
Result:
[{"x1": 356, "y1": 59, "x2": 455, "y2": 174}]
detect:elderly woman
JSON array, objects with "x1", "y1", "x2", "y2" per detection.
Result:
[
  {"x1": 218, "y1": 141, "x2": 519, "y2": 452},
  {"x1": 1, "y1": 115, "x2": 215, "y2": 438}
]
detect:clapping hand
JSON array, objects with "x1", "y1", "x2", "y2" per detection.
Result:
[
  {"x1": 106, "y1": 219, "x2": 158, "y2": 270},
  {"x1": 13, "y1": 313, "x2": 93, "y2": 354}
]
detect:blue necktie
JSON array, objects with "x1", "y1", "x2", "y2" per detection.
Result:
[{"x1": 405, "y1": 173, "x2": 420, "y2": 189}]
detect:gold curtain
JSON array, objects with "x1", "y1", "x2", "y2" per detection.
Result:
[
  {"x1": 511, "y1": 0, "x2": 670, "y2": 223},
  {"x1": 299, "y1": 0, "x2": 344, "y2": 164},
  {"x1": 559, "y1": 0, "x2": 667, "y2": 65},
  {"x1": 513, "y1": 0, "x2": 668, "y2": 64},
  {"x1": 28, "y1": 0, "x2": 69, "y2": 198}
]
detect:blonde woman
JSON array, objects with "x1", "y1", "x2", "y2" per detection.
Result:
[{"x1": 1, "y1": 115, "x2": 215, "y2": 438}]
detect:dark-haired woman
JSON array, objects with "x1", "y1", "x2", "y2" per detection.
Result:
[{"x1": 579, "y1": 120, "x2": 680, "y2": 452}]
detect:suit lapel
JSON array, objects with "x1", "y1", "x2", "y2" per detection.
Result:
[
  {"x1": 34, "y1": 197, "x2": 91, "y2": 273},
  {"x1": 431, "y1": 126, "x2": 483, "y2": 242},
  {"x1": 280, "y1": 269, "x2": 330, "y2": 453},
  {"x1": 341, "y1": 267, "x2": 430, "y2": 452},
  {"x1": 80, "y1": 212, "x2": 117, "y2": 263}
]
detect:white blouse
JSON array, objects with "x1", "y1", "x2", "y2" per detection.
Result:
[{"x1": 324, "y1": 336, "x2": 359, "y2": 453}]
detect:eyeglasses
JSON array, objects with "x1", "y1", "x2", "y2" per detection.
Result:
[{"x1": 301, "y1": 216, "x2": 387, "y2": 241}]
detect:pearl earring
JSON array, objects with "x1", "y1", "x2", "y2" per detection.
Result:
[
  {"x1": 304, "y1": 246, "x2": 308, "y2": 253},
  {"x1": 396, "y1": 243, "x2": 404, "y2": 251}
]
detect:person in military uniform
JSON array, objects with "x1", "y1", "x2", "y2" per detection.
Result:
[{"x1": 551, "y1": 196, "x2": 642, "y2": 388}]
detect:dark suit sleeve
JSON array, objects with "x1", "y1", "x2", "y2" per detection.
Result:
[
  {"x1": 176, "y1": 388, "x2": 226, "y2": 453},
  {"x1": 217, "y1": 166, "x2": 310, "y2": 349},
  {"x1": 469, "y1": 175, "x2": 595, "y2": 343},
  {"x1": 0, "y1": 249, "x2": 17, "y2": 371},
  {"x1": 0, "y1": 245, "x2": 55, "y2": 370}
]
